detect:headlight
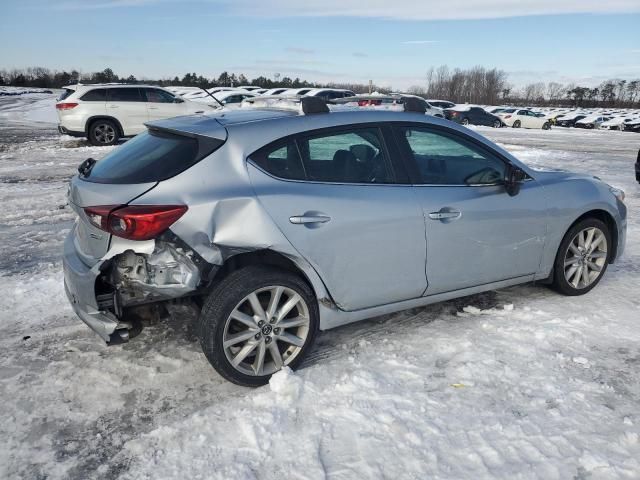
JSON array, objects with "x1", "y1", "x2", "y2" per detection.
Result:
[{"x1": 610, "y1": 186, "x2": 625, "y2": 203}]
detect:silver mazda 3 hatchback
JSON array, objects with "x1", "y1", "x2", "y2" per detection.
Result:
[{"x1": 63, "y1": 96, "x2": 627, "y2": 386}]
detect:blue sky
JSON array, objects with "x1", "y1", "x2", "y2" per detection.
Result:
[{"x1": 1, "y1": 0, "x2": 639, "y2": 89}]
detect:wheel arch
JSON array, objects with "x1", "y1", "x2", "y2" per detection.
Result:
[
  {"x1": 85, "y1": 116, "x2": 124, "y2": 137},
  {"x1": 208, "y1": 249, "x2": 332, "y2": 307}
]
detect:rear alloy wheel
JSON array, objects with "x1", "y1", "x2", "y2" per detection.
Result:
[
  {"x1": 542, "y1": 122, "x2": 551, "y2": 130},
  {"x1": 199, "y1": 266, "x2": 318, "y2": 386},
  {"x1": 552, "y1": 218, "x2": 611, "y2": 296},
  {"x1": 513, "y1": 120, "x2": 521, "y2": 128},
  {"x1": 493, "y1": 120, "x2": 502, "y2": 128},
  {"x1": 461, "y1": 118, "x2": 470, "y2": 126},
  {"x1": 89, "y1": 120, "x2": 119, "y2": 146}
]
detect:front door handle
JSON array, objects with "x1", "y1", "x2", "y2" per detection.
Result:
[
  {"x1": 428, "y1": 210, "x2": 462, "y2": 221},
  {"x1": 289, "y1": 214, "x2": 331, "y2": 225}
]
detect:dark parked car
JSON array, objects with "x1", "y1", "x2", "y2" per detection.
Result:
[
  {"x1": 556, "y1": 115, "x2": 586, "y2": 128},
  {"x1": 428, "y1": 99, "x2": 456, "y2": 109},
  {"x1": 636, "y1": 149, "x2": 640, "y2": 183},
  {"x1": 444, "y1": 106, "x2": 503, "y2": 128}
]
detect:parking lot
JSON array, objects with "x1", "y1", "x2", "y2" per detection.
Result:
[{"x1": 1, "y1": 93, "x2": 640, "y2": 479}]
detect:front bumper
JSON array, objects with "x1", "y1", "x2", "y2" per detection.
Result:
[{"x1": 63, "y1": 231, "x2": 123, "y2": 343}]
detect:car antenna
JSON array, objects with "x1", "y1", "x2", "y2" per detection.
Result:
[{"x1": 199, "y1": 87, "x2": 224, "y2": 108}]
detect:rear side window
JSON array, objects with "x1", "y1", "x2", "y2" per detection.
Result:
[
  {"x1": 80, "y1": 89, "x2": 107, "y2": 101},
  {"x1": 252, "y1": 141, "x2": 306, "y2": 180},
  {"x1": 107, "y1": 88, "x2": 143, "y2": 102},
  {"x1": 298, "y1": 128, "x2": 393, "y2": 183},
  {"x1": 251, "y1": 127, "x2": 394, "y2": 184},
  {"x1": 83, "y1": 130, "x2": 221, "y2": 184}
]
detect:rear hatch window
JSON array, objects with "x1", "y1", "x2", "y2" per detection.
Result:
[
  {"x1": 81, "y1": 129, "x2": 224, "y2": 184},
  {"x1": 58, "y1": 88, "x2": 75, "y2": 101}
]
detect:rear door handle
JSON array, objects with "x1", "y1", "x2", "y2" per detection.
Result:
[
  {"x1": 289, "y1": 214, "x2": 331, "y2": 225},
  {"x1": 428, "y1": 210, "x2": 461, "y2": 221}
]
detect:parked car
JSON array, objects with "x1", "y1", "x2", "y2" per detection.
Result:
[
  {"x1": 261, "y1": 88, "x2": 290, "y2": 96},
  {"x1": 625, "y1": 117, "x2": 640, "y2": 132},
  {"x1": 238, "y1": 86, "x2": 264, "y2": 92},
  {"x1": 305, "y1": 88, "x2": 356, "y2": 100},
  {"x1": 428, "y1": 99, "x2": 455, "y2": 109},
  {"x1": 498, "y1": 109, "x2": 551, "y2": 129},
  {"x1": 56, "y1": 84, "x2": 209, "y2": 146},
  {"x1": 63, "y1": 97, "x2": 626, "y2": 386},
  {"x1": 444, "y1": 106, "x2": 503, "y2": 127},
  {"x1": 599, "y1": 116, "x2": 635, "y2": 131},
  {"x1": 636, "y1": 149, "x2": 640, "y2": 182},
  {"x1": 575, "y1": 115, "x2": 612, "y2": 129},
  {"x1": 210, "y1": 90, "x2": 257, "y2": 107},
  {"x1": 556, "y1": 113, "x2": 587, "y2": 128}
]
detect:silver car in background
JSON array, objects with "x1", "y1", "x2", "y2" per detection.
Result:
[{"x1": 63, "y1": 96, "x2": 627, "y2": 386}]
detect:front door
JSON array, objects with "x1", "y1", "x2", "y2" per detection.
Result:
[
  {"x1": 143, "y1": 88, "x2": 186, "y2": 121},
  {"x1": 248, "y1": 125, "x2": 428, "y2": 311},
  {"x1": 394, "y1": 125, "x2": 548, "y2": 295}
]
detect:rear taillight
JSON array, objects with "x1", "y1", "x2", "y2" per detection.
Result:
[
  {"x1": 83, "y1": 205, "x2": 188, "y2": 241},
  {"x1": 450, "y1": 111, "x2": 458, "y2": 117},
  {"x1": 56, "y1": 102, "x2": 79, "y2": 110}
]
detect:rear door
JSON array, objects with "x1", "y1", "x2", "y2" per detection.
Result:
[
  {"x1": 106, "y1": 87, "x2": 148, "y2": 135},
  {"x1": 394, "y1": 124, "x2": 547, "y2": 295},
  {"x1": 248, "y1": 125, "x2": 428, "y2": 311}
]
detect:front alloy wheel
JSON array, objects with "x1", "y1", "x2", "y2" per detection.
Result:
[{"x1": 552, "y1": 218, "x2": 611, "y2": 296}]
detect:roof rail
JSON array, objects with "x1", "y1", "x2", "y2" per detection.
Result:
[
  {"x1": 240, "y1": 94, "x2": 428, "y2": 115},
  {"x1": 331, "y1": 95, "x2": 428, "y2": 113},
  {"x1": 241, "y1": 95, "x2": 329, "y2": 114}
]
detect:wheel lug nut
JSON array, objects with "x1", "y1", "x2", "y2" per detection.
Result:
[
  {"x1": 265, "y1": 336, "x2": 272, "y2": 344},
  {"x1": 255, "y1": 333, "x2": 261, "y2": 340},
  {"x1": 270, "y1": 317, "x2": 276, "y2": 324},
  {"x1": 258, "y1": 320, "x2": 265, "y2": 327},
  {"x1": 274, "y1": 328, "x2": 280, "y2": 334}
]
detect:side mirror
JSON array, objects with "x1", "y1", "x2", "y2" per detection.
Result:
[
  {"x1": 174, "y1": 97, "x2": 184, "y2": 103},
  {"x1": 505, "y1": 164, "x2": 527, "y2": 196}
]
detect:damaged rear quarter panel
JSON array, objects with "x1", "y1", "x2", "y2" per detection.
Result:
[{"x1": 124, "y1": 123, "x2": 333, "y2": 323}]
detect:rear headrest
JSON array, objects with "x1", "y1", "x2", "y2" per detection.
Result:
[
  {"x1": 332, "y1": 149, "x2": 356, "y2": 165},
  {"x1": 350, "y1": 144, "x2": 376, "y2": 162}
]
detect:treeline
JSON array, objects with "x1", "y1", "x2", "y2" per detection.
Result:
[
  {"x1": 2, "y1": 65, "x2": 639, "y2": 108},
  {"x1": 0, "y1": 67, "x2": 386, "y2": 94},
  {"x1": 408, "y1": 65, "x2": 640, "y2": 108}
]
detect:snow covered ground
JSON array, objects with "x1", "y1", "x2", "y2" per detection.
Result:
[{"x1": 1, "y1": 94, "x2": 639, "y2": 479}]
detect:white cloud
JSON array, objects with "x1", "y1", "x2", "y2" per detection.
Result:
[
  {"x1": 401, "y1": 40, "x2": 440, "y2": 45},
  {"x1": 56, "y1": 0, "x2": 640, "y2": 18},
  {"x1": 227, "y1": 0, "x2": 640, "y2": 20}
]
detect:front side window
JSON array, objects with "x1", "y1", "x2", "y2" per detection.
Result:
[
  {"x1": 397, "y1": 127, "x2": 506, "y2": 185},
  {"x1": 299, "y1": 128, "x2": 393, "y2": 183},
  {"x1": 144, "y1": 88, "x2": 175, "y2": 103},
  {"x1": 107, "y1": 88, "x2": 143, "y2": 102},
  {"x1": 80, "y1": 89, "x2": 107, "y2": 101}
]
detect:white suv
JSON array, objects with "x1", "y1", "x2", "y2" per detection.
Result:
[{"x1": 56, "y1": 84, "x2": 209, "y2": 146}]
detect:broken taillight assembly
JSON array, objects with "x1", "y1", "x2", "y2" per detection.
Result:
[{"x1": 84, "y1": 205, "x2": 188, "y2": 241}]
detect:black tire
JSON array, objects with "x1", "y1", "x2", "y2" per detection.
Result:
[
  {"x1": 493, "y1": 120, "x2": 502, "y2": 128},
  {"x1": 461, "y1": 117, "x2": 470, "y2": 126},
  {"x1": 551, "y1": 218, "x2": 611, "y2": 296},
  {"x1": 88, "y1": 119, "x2": 120, "y2": 146},
  {"x1": 513, "y1": 120, "x2": 521, "y2": 128},
  {"x1": 542, "y1": 122, "x2": 551, "y2": 130},
  {"x1": 199, "y1": 265, "x2": 319, "y2": 387}
]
